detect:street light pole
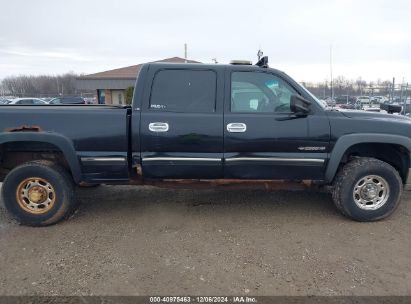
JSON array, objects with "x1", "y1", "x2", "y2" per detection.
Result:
[{"x1": 330, "y1": 45, "x2": 334, "y2": 101}]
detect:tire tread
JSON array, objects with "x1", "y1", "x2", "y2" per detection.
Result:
[
  {"x1": 332, "y1": 157, "x2": 402, "y2": 221},
  {"x1": 1, "y1": 160, "x2": 77, "y2": 226}
]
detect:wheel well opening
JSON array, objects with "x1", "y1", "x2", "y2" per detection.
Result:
[
  {"x1": 0, "y1": 141, "x2": 72, "y2": 182},
  {"x1": 340, "y1": 143, "x2": 410, "y2": 183}
]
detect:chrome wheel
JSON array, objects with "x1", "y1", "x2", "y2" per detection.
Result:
[
  {"x1": 16, "y1": 177, "x2": 56, "y2": 214},
  {"x1": 353, "y1": 175, "x2": 389, "y2": 210}
]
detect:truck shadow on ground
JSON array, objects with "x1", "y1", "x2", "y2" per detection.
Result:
[{"x1": 73, "y1": 185, "x2": 342, "y2": 223}]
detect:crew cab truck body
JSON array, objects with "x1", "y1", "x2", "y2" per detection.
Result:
[{"x1": 1, "y1": 59, "x2": 411, "y2": 226}]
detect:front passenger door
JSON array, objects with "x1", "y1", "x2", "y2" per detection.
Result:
[{"x1": 224, "y1": 71, "x2": 329, "y2": 180}]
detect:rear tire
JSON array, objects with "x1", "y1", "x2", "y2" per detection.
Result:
[
  {"x1": 1, "y1": 160, "x2": 77, "y2": 226},
  {"x1": 332, "y1": 157, "x2": 402, "y2": 221}
]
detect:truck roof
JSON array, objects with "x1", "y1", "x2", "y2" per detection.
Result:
[{"x1": 146, "y1": 62, "x2": 285, "y2": 74}]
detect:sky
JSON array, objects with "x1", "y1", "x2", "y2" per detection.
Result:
[{"x1": 0, "y1": 0, "x2": 410, "y2": 83}]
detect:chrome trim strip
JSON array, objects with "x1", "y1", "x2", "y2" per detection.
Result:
[
  {"x1": 141, "y1": 157, "x2": 324, "y2": 163},
  {"x1": 81, "y1": 157, "x2": 127, "y2": 162},
  {"x1": 225, "y1": 157, "x2": 325, "y2": 163},
  {"x1": 142, "y1": 157, "x2": 222, "y2": 162},
  {"x1": 143, "y1": 157, "x2": 324, "y2": 163}
]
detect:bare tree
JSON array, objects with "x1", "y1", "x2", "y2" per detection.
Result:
[
  {"x1": 303, "y1": 76, "x2": 394, "y2": 99},
  {"x1": 0, "y1": 73, "x2": 89, "y2": 97}
]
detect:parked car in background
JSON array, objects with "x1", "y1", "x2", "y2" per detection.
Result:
[
  {"x1": 323, "y1": 97, "x2": 336, "y2": 107},
  {"x1": 7, "y1": 98, "x2": 46, "y2": 105},
  {"x1": 373, "y1": 96, "x2": 387, "y2": 104},
  {"x1": 338, "y1": 102, "x2": 356, "y2": 110},
  {"x1": 49, "y1": 97, "x2": 86, "y2": 105},
  {"x1": 84, "y1": 97, "x2": 97, "y2": 104},
  {"x1": 335, "y1": 95, "x2": 356, "y2": 104},
  {"x1": 356, "y1": 96, "x2": 371, "y2": 105},
  {"x1": 0, "y1": 98, "x2": 12, "y2": 105},
  {"x1": 41, "y1": 98, "x2": 54, "y2": 103},
  {"x1": 380, "y1": 103, "x2": 402, "y2": 114}
]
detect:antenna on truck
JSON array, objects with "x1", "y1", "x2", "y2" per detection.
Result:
[
  {"x1": 256, "y1": 48, "x2": 268, "y2": 68},
  {"x1": 257, "y1": 48, "x2": 263, "y2": 61},
  {"x1": 256, "y1": 56, "x2": 269, "y2": 68}
]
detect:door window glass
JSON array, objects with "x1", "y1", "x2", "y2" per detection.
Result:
[
  {"x1": 231, "y1": 72, "x2": 297, "y2": 113},
  {"x1": 150, "y1": 70, "x2": 216, "y2": 113}
]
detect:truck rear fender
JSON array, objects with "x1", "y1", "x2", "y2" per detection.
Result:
[{"x1": 0, "y1": 132, "x2": 82, "y2": 183}]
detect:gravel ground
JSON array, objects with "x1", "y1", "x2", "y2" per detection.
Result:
[{"x1": 0, "y1": 184, "x2": 410, "y2": 296}]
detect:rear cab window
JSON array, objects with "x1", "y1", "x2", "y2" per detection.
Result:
[{"x1": 149, "y1": 69, "x2": 217, "y2": 113}]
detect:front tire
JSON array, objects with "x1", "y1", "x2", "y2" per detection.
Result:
[
  {"x1": 1, "y1": 160, "x2": 76, "y2": 226},
  {"x1": 332, "y1": 157, "x2": 403, "y2": 221}
]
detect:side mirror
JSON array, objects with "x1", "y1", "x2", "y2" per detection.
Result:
[{"x1": 290, "y1": 95, "x2": 311, "y2": 114}]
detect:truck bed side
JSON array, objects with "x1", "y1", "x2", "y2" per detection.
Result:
[{"x1": 0, "y1": 105, "x2": 131, "y2": 183}]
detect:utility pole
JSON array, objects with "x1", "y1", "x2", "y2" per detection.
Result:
[
  {"x1": 184, "y1": 43, "x2": 187, "y2": 63},
  {"x1": 400, "y1": 82, "x2": 408, "y2": 115},
  {"x1": 330, "y1": 45, "x2": 334, "y2": 102},
  {"x1": 406, "y1": 83, "x2": 409, "y2": 115},
  {"x1": 391, "y1": 77, "x2": 395, "y2": 102}
]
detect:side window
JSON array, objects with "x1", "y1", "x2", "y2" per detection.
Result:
[
  {"x1": 150, "y1": 70, "x2": 216, "y2": 113},
  {"x1": 231, "y1": 72, "x2": 297, "y2": 113}
]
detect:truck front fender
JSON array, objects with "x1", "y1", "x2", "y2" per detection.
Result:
[
  {"x1": 325, "y1": 133, "x2": 411, "y2": 183},
  {"x1": 0, "y1": 132, "x2": 82, "y2": 183}
]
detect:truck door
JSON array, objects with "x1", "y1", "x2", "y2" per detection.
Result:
[
  {"x1": 223, "y1": 70, "x2": 330, "y2": 180},
  {"x1": 140, "y1": 67, "x2": 224, "y2": 179}
]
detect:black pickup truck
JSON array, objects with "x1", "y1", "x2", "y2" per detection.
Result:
[{"x1": 1, "y1": 58, "x2": 411, "y2": 226}]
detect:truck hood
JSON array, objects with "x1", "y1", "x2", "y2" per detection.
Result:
[
  {"x1": 327, "y1": 108, "x2": 411, "y2": 141},
  {"x1": 336, "y1": 109, "x2": 411, "y2": 123}
]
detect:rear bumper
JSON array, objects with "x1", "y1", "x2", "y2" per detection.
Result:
[{"x1": 405, "y1": 168, "x2": 411, "y2": 191}]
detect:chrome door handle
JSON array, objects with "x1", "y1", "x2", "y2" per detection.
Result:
[
  {"x1": 227, "y1": 123, "x2": 247, "y2": 133},
  {"x1": 149, "y1": 122, "x2": 169, "y2": 132}
]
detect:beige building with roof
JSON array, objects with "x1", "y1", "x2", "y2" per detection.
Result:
[{"x1": 76, "y1": 57, "x2": 200, "y2": 104}]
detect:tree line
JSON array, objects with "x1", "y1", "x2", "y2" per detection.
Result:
[
  {"x1": 0, "y1": 73, "x2": 93, "y2": 98},
  {"x1": 302, "y1": 76, "x2": 400, "y2": 99},
  {"x1": 0, "y1": 72, "x2": 404, "y2": 100}
]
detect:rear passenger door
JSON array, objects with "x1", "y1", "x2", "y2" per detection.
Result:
[{"x1": 140, "y1": 67, "x2": 224, "y2": 179}]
